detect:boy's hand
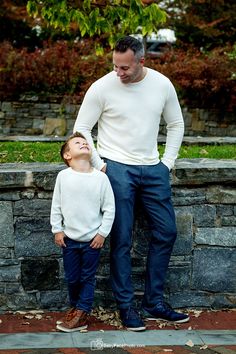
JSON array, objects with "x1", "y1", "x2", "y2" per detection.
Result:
[
  {"x1": 101, "y1": 163, "x2": 107, "y2": 173},
  {"x1": 90, "y1": 234, "x2": 105, "y2": 249},
  {"x1": 55, "y1": 232, "x2": 66, "y2": 248}
]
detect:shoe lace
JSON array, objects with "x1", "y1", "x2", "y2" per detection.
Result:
[
  {"x1": 156, "y1": 301, "x2": 173, "y2": 314},
  {"x1": 65, "y1": 308, "x2": 77, "y2": 321}
]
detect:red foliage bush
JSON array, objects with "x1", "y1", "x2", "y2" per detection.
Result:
[
  {"x1": 0, "y1": 40, "x2": 235, "y2": 110},
  {"x1": 146, "y1": 46, "x2": 236, "y2": 110},
  {"x1": 0, "y1": 40, "x2": 111, "y2": 100}
]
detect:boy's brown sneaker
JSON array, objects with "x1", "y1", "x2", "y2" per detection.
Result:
[
  {"x1": 56, "y1": 309, "x2": 89, "y2": 332},
  {"x1": 56, "y1": 307, "x2": 76, "y2": 325}
]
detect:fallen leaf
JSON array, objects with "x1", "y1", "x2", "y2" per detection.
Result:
[
  {"x1": 200, "y1": 149, "x2": 208, "y2": 155},
  {"x1": 174, "y1": 323, "x2": 180, "y2": 330},
  {"x1": 24, "y1": 315, "x2": 34, "y2": 319},
  {"x1": 35, "y1": 314, "x2": 43, "y2": 320},
  {"x1": 185, "y1": 339, "x2": 194, "y2": 347},
  {"x1": 200, "y1": 344, "x2": 208, "y2": 350},
  {"x1": 29, "y1": 310, "x2": 44, "y2": 314},
  {"x1": 91, "y1": 308, "x2": 122, "y2": 327},
  {"x1": 192, "y1": 310, "x2": 202, "y2": 318},
  {"x1": 158, "y1": 323, "x2": 167, "y2": 328}
]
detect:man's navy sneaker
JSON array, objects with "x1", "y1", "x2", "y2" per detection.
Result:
[
  {"x1": 120, "y1": 307, "x2": 146, "y2": 331},
  {"x1": 142, "y1": 302, "x2": 189, "y2": 323}
]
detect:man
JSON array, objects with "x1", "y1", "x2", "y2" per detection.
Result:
[{"x1": 74, "y1": 35, "x2": 189, "y2": 331}]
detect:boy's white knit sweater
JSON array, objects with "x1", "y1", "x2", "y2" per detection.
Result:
[
  {"x1": 50, "y1": 167, "x2": 115, "y2": 242},
  {"x1": 74, "y1": 68, "x2": 184, "y2": 171}
]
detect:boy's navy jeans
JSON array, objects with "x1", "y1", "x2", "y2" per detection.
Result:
[
  {"x1": 62, "y1": 237, "x2": 100, "y2": 313},
  {"x1": 105, "y1": 159, "x2": 177, "y2": 310}
]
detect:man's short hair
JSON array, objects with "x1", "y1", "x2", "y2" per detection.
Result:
[
  {"x1": 60, "y1": 131, "x2": 86, "y2": 166},
  {"x1": 114, "y1": 35, "x2": 145, "y2": 60}
]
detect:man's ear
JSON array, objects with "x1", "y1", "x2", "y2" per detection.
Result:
[{"x1": 140, "y1": 57, "x2": 145, "y2": 65}]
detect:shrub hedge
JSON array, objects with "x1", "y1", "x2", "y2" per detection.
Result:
[{"x1": 0, "y1": 40, "x2": 235, "y2": 110}]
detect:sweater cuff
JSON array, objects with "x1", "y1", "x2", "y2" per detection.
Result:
[
  {"x1": 161, "y1": 158, "x2": 174, "y2": 171},
  {"x1": 98, "y1": 229, "x2": 109, "y2": 238}
]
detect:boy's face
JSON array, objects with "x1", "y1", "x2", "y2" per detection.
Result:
[{"x1": 65, "y1": 137, "x2": 92, "y2": 161}]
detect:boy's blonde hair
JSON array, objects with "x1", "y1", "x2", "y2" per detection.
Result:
[{"x1": 60, "y1": 132, "x2": 87, "y2": 166}]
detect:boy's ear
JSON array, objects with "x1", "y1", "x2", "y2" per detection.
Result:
[{"x1": 63, "y1": 151, "x2": 71, "y2": 161}]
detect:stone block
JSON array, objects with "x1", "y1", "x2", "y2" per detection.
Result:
[
  {"x1": 0, "y1": 285, "x2": 5, "y2": 294},
  {"x1": 211, "y1": 294, "x2": 236, "y2": 308},
  {"x1": 195, "y1": 227, "x2": 236, "y2": 247},
  {"x1": 43, "y1": 117, "x2": 66, "y2": 136},
  {"x1": 14, "y1": 199, "x2": 51, "y2": 217},
  {"x1": 40, "y1": 290, "x2": 68, "y2": 309},
  {"x1": 0, "y1": 248, "x2": 13, "y2": 258},
  {"x1": 0, "y1": 201, "x2": 14, "y2": 247},
  {"x1": 0, "y1": 264, "x2": 20, "y2": 282},
  {"x1": 32, "y1": 118, "x2": 44, "y2": 131},
  {"x1": 0, "y1": 162, "x2": 64, "y2": 190},
  {"x1": 131, "y1": 274, "x2": 145, "y2": 292},
  {"x1": 97, "y1": 262, "x2": 111, "y2": 277},
  {"x1": 193, "y1": 205, "x2": 216, "y2": 227},
  {"x1": 5, "y1": 283, "x2": 24, "y2": 294},
  {"x1": 94, "y1": 289, "x2": 116, "y2": 309},
  {"x1": 174, "y1": 159, "x2": 236, "y2": 185},
  {"x1": 21, "y1": 259, "x2": 60, "y2": 291},
  {"x1": 169, "y1": 291, "x2": 236, "y2": 309},
  {"x1": 217, "y1": 205, "x2": 234, "y2": 216},
  {"x1": 192, "y1": 248, "x2": 236, "y2": 292},
  {"x1": 0, "y1": 292, "x2": 38, "y2": 310},
  {"x1": 1, "y1": 102, "x2": 12, "y2": 111},
  {"x1": 192, "y1": 120, "x2": 205, "y2": 131},
  {"x1": 33, "y1": 168, "x2": 63, "y2": 190},
  {"x1": 0, "y1": 168, "x2": 32, "y2": 189},
  {"x1": 169, "y1": 291, "x2": 213, "y2": 308},
  {"x1": 96, "y1": 275, "x2": 112, "y2": 291},
  {"x1": 0, "y1": 191, "x2": 21, "y2": 201},
  {"x1": 165, "y1": 264, "x2": 191, "y2": 291},
  {"x1": 15, "y1": 217, "x2": 60, "y2": 257},
  {"x1": 50, "y1": 103, "x2": 61, "y2": 111},
  {"x1": 172, "y1": 187, "x2": 206, "y2": 205},
  {"x1": 172, "y1": 212, "x2": 193, "y2": 255},
  {"x1": 34, "y1": 103, "x2": 50, "y2": 109},
  {"x1": 221, "y1": 216, "x2": 236, "y2": 226},
  {"x1": 206, "y1": 186, "x2": 236, "y2": 204},
  {"x1": 68, "y1": 103, "x2": 79, "y2": 114}
]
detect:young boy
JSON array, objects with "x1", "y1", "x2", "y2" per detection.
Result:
[{"x1": 50, "y1": 132, "x2": 115, "y2": 332}]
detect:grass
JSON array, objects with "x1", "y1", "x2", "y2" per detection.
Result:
[{"x1": 0, "y1": 142, "x2": 235, "y2": 163}]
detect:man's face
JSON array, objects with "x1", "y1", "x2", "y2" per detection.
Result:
[{"x1": 113, "y1": 49, "x2": 144, "y2": 84}]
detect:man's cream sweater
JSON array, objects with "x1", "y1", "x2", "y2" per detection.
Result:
[{"x1": 74, "y1": 68, "x2": 184, "y2": 170}]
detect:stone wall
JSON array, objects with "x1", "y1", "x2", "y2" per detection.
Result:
[
  {"x1": 0, "y1": 159, "x2": 235, "y2": 311},
  {"x1": 0, "y1": 99, "x2": 236, "y2": 137}
]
